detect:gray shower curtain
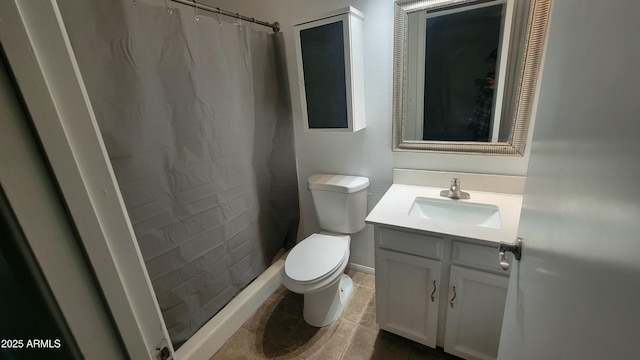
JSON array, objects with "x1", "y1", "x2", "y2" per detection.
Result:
[{"x1": 59, "y1": 0, "x2": 298, "y2": 347}]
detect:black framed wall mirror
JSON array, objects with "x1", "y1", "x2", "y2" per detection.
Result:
[{"x1": 392, "y1": 0, "x2": 551, "y2": 155}]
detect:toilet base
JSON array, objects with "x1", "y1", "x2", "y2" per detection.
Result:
[{"x1": 303, "y1": 274, "x2": 354, "y2": 327}]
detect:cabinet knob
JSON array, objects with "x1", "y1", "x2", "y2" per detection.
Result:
[{"x1": 498, "y1": 238, "x2": 523, "y2": 271}]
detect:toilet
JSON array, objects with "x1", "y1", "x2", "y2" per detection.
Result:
[{"x1": 283, "y1": 174, "x2": 369, "y2": 327}]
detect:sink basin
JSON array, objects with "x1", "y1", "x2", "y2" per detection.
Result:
[{"x1": 409, "y1": 197, "x2": 502, "y2": 229}]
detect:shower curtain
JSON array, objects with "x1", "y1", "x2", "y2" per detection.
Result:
[{"x1": 59, "y1": 0, "x2": 299, "y2": 347}]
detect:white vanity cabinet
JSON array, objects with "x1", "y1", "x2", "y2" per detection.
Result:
[
  {"x1": 374, "y1": 226, "x2": 509, "y2": 360},
  {"x1": 444, "y1": 242, "x2": 510, "y2": 360},
  {"x1": 376, "y1": 248, "x2": 442, "y2": 347},
  {"x1": 444, "y1": 266, "x2": 508, "y2": 360}
]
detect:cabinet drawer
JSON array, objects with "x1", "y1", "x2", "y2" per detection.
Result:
[
  {"x1": 452, "y1": 241, "x2": 509, "y2": 275},
  {"x1": 378, "y1": 228, "x2": 443, "y2": 260}
]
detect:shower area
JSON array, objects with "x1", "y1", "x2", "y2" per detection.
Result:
[{"x1": 58, "y1": 0, "x2": 299, "y2": 350}]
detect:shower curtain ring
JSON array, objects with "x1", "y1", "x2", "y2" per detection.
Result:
[
  {"x1": 216, "y1": 7, "x2": 223, "y2": 26},
  {"x1": 193, "y1": 0, "x2": 200, "y2": 21},
  {"x1": 163, "y1": 0, "x2": 173, "y2": 14},
  {"x1": 236, "y1": 13, "x2": 242, "y2": 27}
]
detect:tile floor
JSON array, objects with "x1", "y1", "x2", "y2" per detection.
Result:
[{"x1": 210, "y1": 270, "x2": 462, "y2": 360}]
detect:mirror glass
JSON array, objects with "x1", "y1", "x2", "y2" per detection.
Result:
[{"x1": 393, "y1": 0, "x2": 551, "y2": 155}]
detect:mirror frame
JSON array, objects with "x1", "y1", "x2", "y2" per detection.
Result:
[{"x1": 392, "y1": 0, "x2": 552, "y2": 155}]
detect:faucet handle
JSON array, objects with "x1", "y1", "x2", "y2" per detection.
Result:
[{"x1": 441, "y1": 177, "x2": 470, "y2": 199}]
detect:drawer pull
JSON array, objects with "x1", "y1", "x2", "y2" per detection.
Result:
[
  {"x1": 450, "y1": 286, "x2": 457, "y2": 308},
  {"x1": 430, "y1": 280, "x2": 436, "y2": 302}
]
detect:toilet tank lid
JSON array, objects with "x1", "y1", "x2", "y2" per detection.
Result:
[{"x1": 308, "y1": 174, "x2": 369, "y2": 193}]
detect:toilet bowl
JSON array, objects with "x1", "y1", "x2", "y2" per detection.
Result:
[
  {"x1": 282, "y1": 174, "x2": 369, "y2": 327},
  {"x1": 283, "y1": 233, "x2": 353, "y2": 327}
]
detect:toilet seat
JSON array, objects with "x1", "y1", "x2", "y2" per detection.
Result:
[{"x1": 285, "y1": 233, "x2": 348, "y2": 284}]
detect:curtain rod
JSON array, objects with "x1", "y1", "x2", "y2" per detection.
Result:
[{"x1": 169, "y1": 0, "x2": 280, "y2": 32}]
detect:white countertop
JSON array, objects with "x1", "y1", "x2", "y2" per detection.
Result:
[{"x1": 366, "y1": 184, "x2": 523, "y2": 245}]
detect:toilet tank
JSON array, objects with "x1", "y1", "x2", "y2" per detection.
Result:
[{"x1": 308, "y1": 174, "x2": 370, "y2": 234}]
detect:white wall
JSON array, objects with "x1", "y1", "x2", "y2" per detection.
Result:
[{"x1": 206, "y1": 0, "x2": 533, "y2": 267}]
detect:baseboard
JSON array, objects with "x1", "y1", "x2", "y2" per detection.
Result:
[{"x1": 348, "y1": 262, "x2": 375, "y2": 275}]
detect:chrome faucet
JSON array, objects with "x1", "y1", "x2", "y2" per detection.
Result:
[{"x1": 440, "y1": 178, "x2": 470, "y2": 200}]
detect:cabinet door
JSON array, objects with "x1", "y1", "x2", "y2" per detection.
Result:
[
  {"x1": 444, "y1": 265, "x2": 508, "y2": 360},
  {"x1": 376, "y1": 248, "x2": 441, "y2": 347},
  {"x1": 293, "y1": 8, "x2": 365, "y2": 132},
  {"x1": 297, "y1": 16, "x2": 349, "y2": 130}
]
